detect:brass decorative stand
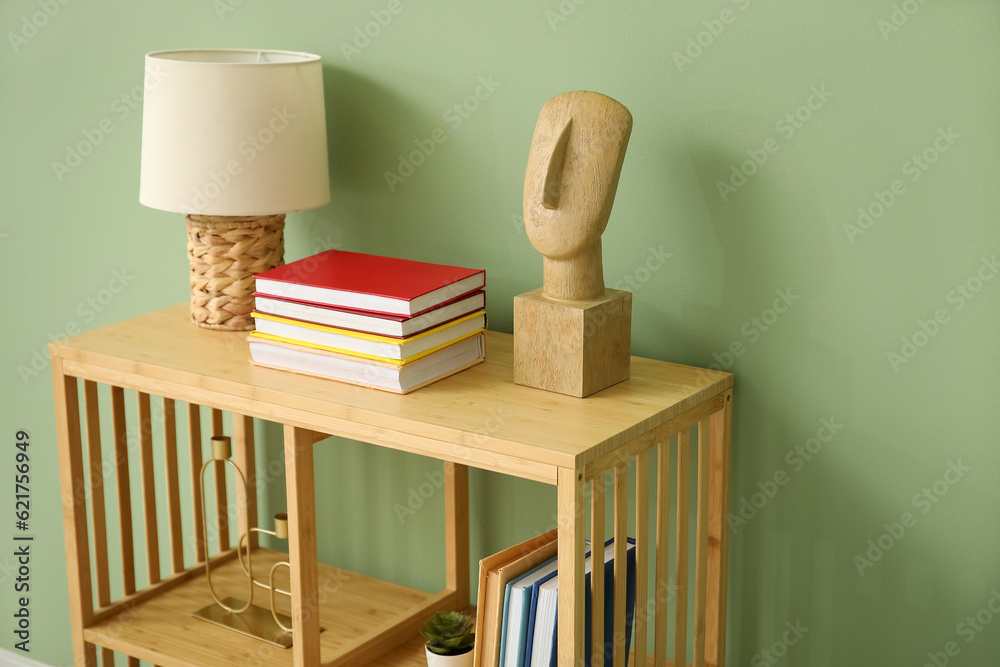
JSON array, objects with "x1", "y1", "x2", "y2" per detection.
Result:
[{"x1": 191, "y1": 435, "x2": 296, "y2": 648}]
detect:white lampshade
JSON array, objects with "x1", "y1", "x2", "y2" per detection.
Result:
[{"x1": 140, "y1": 49, "x2": 330, "y2": 216}]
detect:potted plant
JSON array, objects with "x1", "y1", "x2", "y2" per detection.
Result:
[{"x1": 421, "y1": 611, "x2": 475, "y2": 667}]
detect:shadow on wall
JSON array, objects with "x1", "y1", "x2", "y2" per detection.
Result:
[
  {"x1": 674, "y1": 126, "x2": 868, "y2": 664},
  {"x1": 655, "y1": 125, "x2": 977, "y2": 665}
]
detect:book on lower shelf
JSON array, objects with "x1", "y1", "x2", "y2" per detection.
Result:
[
  {"x1": 502, "y1": 552, "x2": 562, "y2": 667},
  {"x1": 530, "y1": 537, "x2": 637, "y2": 667},
  {"x1": 475, "y1": 530, "x2": 559, "y2": 667},
  {"x1": 477, "y1": 535, "x2": 636, "y2": 667}
]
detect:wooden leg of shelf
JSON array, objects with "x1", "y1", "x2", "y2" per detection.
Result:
[
  {"x1": 705, "y1": 391, "x2": 733, "y2": 667},
  {"x1": 557, "y1": 467, "x2": 585, "y2": 667},
  {"x1": 52, "y1": 359, "x2": 96, "y2": 666},
  {"x1": 444, "y1": 462, "x2": 470, "y2": 608},
  {"x1": 285, "y1": 424, "x2": 321, "y2": 667}
]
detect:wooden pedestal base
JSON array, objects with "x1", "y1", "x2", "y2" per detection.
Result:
[{"x1": 513, "y1": 288, "x2": 631, "y2": 397}]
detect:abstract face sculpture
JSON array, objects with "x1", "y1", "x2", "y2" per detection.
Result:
[{"x1": 523, "y1": 91, "x2": 633, "y2": 301}]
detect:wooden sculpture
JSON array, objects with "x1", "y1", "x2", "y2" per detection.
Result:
[{"x1": 514, "y1": 91, "x2": 633, "y2": 397}]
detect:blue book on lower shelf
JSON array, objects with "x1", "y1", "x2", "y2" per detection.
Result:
[
  {"x1": 499, "y1": 554, "x2": 560, "y2": 667},
  {"x1": 527, "y1": 537, "x2": 637, "y2": 667}
]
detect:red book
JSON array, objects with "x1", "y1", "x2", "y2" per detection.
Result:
[
  {"x1": 254, "y1": 250, "x2": 486, "y2": 317},
  {"x1": 253, "y1": 290, "x2": 486, "y2": 338}
]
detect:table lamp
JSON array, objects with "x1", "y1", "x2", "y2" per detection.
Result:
[{"x1": 140, "y1": 49, "x2": 330, "y2": 331}]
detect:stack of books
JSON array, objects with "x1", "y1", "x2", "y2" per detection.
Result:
[
  {"x1": 248, "y1": 250, "x2": 487, "y2": 393},
  {"x1": 475, "y1": 531, "x2": 637, "y2": 667}
]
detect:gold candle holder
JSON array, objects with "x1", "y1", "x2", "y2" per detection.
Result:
[
  {"x1": 237, "y1": 513, "x2": 293, "y2": 633},
  {"x1": 191, "y1": 436, "x2": 297, "y2": 648}
]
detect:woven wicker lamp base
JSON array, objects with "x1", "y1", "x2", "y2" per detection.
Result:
[{"x1": 186, "y1": 214, "x2": 285, "y2": 331}]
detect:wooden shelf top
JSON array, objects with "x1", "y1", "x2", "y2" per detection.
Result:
[{"x1": 50, "y1": 304, "x2": 731, "y2": 478}]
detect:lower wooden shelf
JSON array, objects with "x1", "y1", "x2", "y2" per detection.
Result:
[
  {"x1": 84, "y1": 548, "x2": 445, "y2": 667},
  {"x1": 369, "y1": 637, "x2": 695, "y2": 667},
  {"x1": 369, "y1": 636, "x2": 433, "y2": 667}
]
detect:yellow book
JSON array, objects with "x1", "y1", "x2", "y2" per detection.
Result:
[
  {"x1": 251, "y1": 310, "x2": 485, "y2": 361},
  {"x1": 248, "y1": 332, "x2": 486, "y2": 394}
]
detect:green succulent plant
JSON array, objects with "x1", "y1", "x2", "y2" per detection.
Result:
[{"x1": 421, "y1": 611, "x2": 475, "y2": 656}]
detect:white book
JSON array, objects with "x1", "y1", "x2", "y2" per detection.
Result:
[{"x1": 248, "y1": 333, "x2": 485, "y2": 394}]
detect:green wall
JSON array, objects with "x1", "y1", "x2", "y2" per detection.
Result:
[{"x1": 2, "y1": 1, "x2": 999, "y2": 665}]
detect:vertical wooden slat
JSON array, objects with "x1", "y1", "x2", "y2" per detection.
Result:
[
  {"x1": 111, "y1": 387, "x2": 141, "y2": 667},
  {"x1": 232, "y1": 414, "x2": 257, "y2": 550},
  {"x1": 557, "y1": 467, "x2": 585, "y2": 667},
  {"x1": 285, "y1": 425, "x2": 320, "y2": 666},
  {"x1": 162, "y1": 398, "x2": 183, "y2": 574},
  {"x1": 83, "y1": 382, "x2": 114, "y2": 667},
  {"x1": 705, "y1": 392, "x2": 733, "y2": 667},
  {"x1": 137, "y1": 392, "x2": 160, "y2": 585},
  {"x1": 82, "y1": 384, "x2": 110, "y2": 601},
  {"x1": 112, "y1": 393, "x2": 157, "y2": 667},
  {"x1": 674, "y1": 429, "x2": 691, "y2": 666},
  {"x1": 591, "y1": 470, "x2": 605, "y2": 667},
  {"x1": 612, "y1": 463, "x2": 628, "y2": 667},
  {"x1": 211, "y1": 409, "x2": 229, "y2": 552},
  {"x1": 653, "y1": 439, "x2": 671, "y2": 667},
  {"x1": 693, "y1": 418, "x2": 711, "y2": 667},
  {"x1": 110, "y1": 386, "x2": 136, "y2": 595},
  {"x1": 633, "y1": 449, "x2": 650, "y2": 667},
  {"x1": 53, "y1": 361, "x2": 97, "y2": 665},
  {"x1": 444, "y1": 462, "x2": 471, "y2": 607},
  {"x1": 188, "y1": 404, "x2": 206, "y2": 563}
]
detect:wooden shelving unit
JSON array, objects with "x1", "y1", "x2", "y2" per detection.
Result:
[{"x1": 52, "y1": 304, "x2": 733, "y2": 667}]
